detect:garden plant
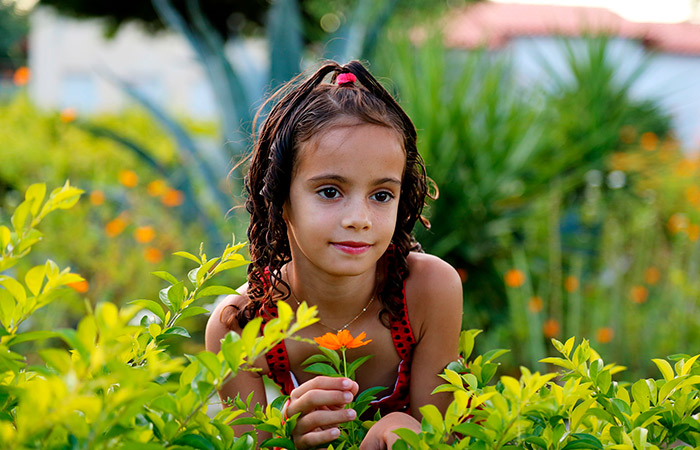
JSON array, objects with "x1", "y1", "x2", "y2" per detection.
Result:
[{"x1": 1, "y1": 183, "x2": 698, "y2": 449}]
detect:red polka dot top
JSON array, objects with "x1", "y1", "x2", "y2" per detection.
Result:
[{"x1": 259, "y1": 257, "x2": 417, "y2": 416}]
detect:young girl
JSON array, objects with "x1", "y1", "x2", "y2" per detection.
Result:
[{"x1": 206, "y1": 60, "x2": 463, "y2": 450}]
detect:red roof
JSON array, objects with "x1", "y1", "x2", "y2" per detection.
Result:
[{"x1": 445, "y1": 2, "x2": 700, "y2": 55}]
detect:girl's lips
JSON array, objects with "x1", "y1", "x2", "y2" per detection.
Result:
[{"x1": 332, "y1": 242, "x2": 372, "y2": 255}]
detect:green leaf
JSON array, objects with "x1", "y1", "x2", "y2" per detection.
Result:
[
  {"x1": 25, "y1": 183, "x2": 46, "y2": 217},
  {"x1": 173, "y1": 433, "x2": 216, "y2": 450},
  {"x1": 129, "y1": 299, "x2": 166, "y2": 323},
  {"x1": 195, "y1": 285, "x2": 238, "y2": 300},
  {"x1": 652, "y1": 358, "x2": 675, "y2": 382},
  {"x1": 483, "y1": 348, "x2": 509, "y2": 362},
  {"x1": 11, "y1": 201, "x2": 31, "y2": 233},
  {"x1": 303, "y1": 362, "x2": 340, "y2": 377},
  {"x1": 0, "y1": 276, "x2": 27, "y2": 305},
  {"x1": 167, "y1": 282, "x2": 185, "y2": 312},
  {"x1": 346, "y1": 354, "x2": 374, "y2": 379},
  {"x1": 631, "y1": 379, "x2": 651, "y2": 410},
  {"x1": 174, "y1": 306, "x2": 209, "y2": 324},
  {"x1": 151, "y1": 271, "x2": 179, "y2": 284},
  {"x1": 196, "y1": 351, "x2": 222, "y2": 377},
  {"x1": 7, "y1": 330, "x2": 57, "y2": 347},
  {"x1": 562, "y1": 434, "x2": 603, "y2": 450},
  {"x1": 452, "y1": 422, "x2": 490, "y2": 442},
  {"x1": 157, "y1": 326, "x2": 190, "y2": 340},
  {"x1": 173, "y1": 252, "x2": 202, "y2": 265},
  {"x1": 39, "y1": 348, "x2": 71, "y2": 373},
  {"x1": 24, "y1": 265, "x2": 45, "y2": 296},
  {"x1": 260, "y1": 438, "x2": 295, "y2": 449}
]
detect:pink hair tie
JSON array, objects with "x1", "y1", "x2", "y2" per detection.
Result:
[{"x1": 336, "y1": 72, "x2": 357, "y2": 86}]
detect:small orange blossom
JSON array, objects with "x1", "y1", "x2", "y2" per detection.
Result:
[
  {"x1": 105, "y1": 217, "x2": 128, "y2": 237},
  {"x1": 13, "y1": 67, "x2": 30, "y2": 86},
  {"x1": 89, "y1": 190, "x2": 105, "y2": 206},
  {"x1": 504, "y1": 269, "x2": 526, "y2": 288},
  {"x1": 147, "y1": 179, "x2": 168, "y2": 197},
  {"x1": 689, "y1": 224, "x2": 700, "y2": 242},
  {"x1": 640, "y1": 132, "x2": 658, "y2": 151},
  {"x1": 314, "y1": 330, "x2": 372, "y2": 351},
  {"x1": 60, "y1": 107, "x2": 77, "y2": 123},
  {"x1": 630, "y1": 285, "x2": 648, "y2": 304},
  {"x1": 134, "y1": 226, "x2": 156, "y2": 243},
  {"x1": 161, "y1": 188, "x2": 185, "y2": 207},
  {"x1": 596, "y1": 327, "x2": 614, "y2": 344},
  {"x1": 118, "y1": 170, "x2": 139, "y2": 188},
  {"x1": 542, "y1": 319, "x2": 560, "y2": 339},
  {"x1": 67, "y1": 280, "x2": 89, "y2": 293},
  {"x1": 528, "y1": 296, "x2": 544, "y2": 313},
  {"x1": 144, "y1": 247, "x2": 163, "y2": 263},
  {"x1": 644, "y1": 267, "x2": 660, "y2": 285},
  {"x1": 564, "y1": 276, "x2": 579, "y2": 293}
]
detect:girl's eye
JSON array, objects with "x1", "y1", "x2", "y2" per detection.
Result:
[
  {"x1": 371, "y1": 191, "x2": 395, "y2": 203},
  {"x1": 318, "y1": 187, "x2": 340, "y2": 199}
]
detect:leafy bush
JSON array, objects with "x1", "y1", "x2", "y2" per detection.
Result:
[{"x1": 2, "y1": 183, "x2": 698, "y2": 450}]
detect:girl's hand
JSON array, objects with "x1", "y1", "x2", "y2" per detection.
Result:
[
  {"x1": 286, "y1": 376, "x2": 359, "y2": 450},
  {"x1": 359, "y1": 412, "x2": 421, "y2": 450}
]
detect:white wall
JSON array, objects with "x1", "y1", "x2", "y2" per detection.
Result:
[{"x1": 29, "y1": 7, "x2": 217, "y2": 118}]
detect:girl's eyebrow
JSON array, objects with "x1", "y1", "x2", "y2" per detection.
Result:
[{"x1": 307, "y1": 174, "x2": 401, "y2": 186}]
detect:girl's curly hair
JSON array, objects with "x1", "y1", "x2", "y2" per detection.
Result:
[{"x1": 222, "y1": 60, "x2": 432, "y2": 329}]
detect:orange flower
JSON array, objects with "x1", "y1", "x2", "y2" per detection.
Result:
[
  {"x1": 457, "y1": 268, "x2": 468, "y2": 283},
  {"x1": 504, "y1": 269, "x2": 526, "y2": 288},
  {"x1": 314, "y1": 330, "x2": 372, "y2": 351},
  {"x1": 640, "y1": 132, "x2": 659, "y2": 151},
  {"x1": 564, "y1": 276, "x2": 579, "y2": 293},
  {"x1": 675, "y1": 158, "x2": 699, "y2": 177},
  {"x1": 161, "y1": 188, "x2": 185, "y2": 207},
  {"x1": 528, "y1": 296, "x2": 543, "y2": 313},
  {"x1": 542, "y1": 319, "x2": 560, "y2": 339},
  {"x1": 105, "y1": 217, "x2": 128, "y2": 237},
  {"x1": 13, "y1": 66, "x2": 30, "y2": 86},
  {"x1": 67, "y1": 280, "x2": 89, "y2": 293},
  {"x1": 644, "y1": 267, "x2": 660, "y2": 285},
  {"x1": 147, "y1": 179, "x2": 168, "y2": 197},
  {"x1": 60, "y1": 107, "x2": 77, "y2": 123},
  {"x1": 667, "y1": 213, "x2": 689, "y2": 234},
  {"x1": 689, "y1": 224, "x2": 700, "y2": 242},
  {"x1": 144, "y1": 247, "x2": 163, "y2": 263},
  {"x1": 118, "y1": 170, "x2": 139, "y2": 188},
  {"x1": 89, "y1": 190, "x2": 105, "y2": 206},
  {"x1": 595, "y1": 327, "x2": 614, "y2": 344},
  {"x1": 685, "y1": 185, "x2": 700, "y2": 207},
  {"x1": 134, "y1": 226, "x2": 156, "y2": 243},
  {"x1": 630, "y1": 285, "x2": 648, "y2": 304}
]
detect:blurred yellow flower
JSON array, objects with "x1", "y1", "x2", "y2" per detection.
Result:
[
  {"x1": 644, "y1": 267, "x2": 660, "y2": 285},
  {"x1": 527, "y1": 296, "x2": 543, "y2": 313},
  {"x1": 144, "y1": 247, "x2": 163, "y2": 263},
  {"x1": 60, "y1": 107, "x2": 77, "y2": 123},
  {"x1": 134, "y1": 226, "x2": 156, "y2": 244},
  {"x1": 630, "y1": 285, "x2": 648, "y2": 304},
  {"x1": 89, "y1": 190, "x2": 105, "y2": 206},
  {"x1": 675, "y1": 158, "x2": 699, "y2": 177},
  {"x1": 161, "y1": 188, "x2": 185, "y2": 207},
  {"x1": 147, "y1": 179, "x2": 168, "y2": 197},
  {"x1": 118, "y1": 170, "x2": 139, "y2": 188},
  {"x1": 13, "y1": 67, "x2": 30, "y2": 86},
  {"x1": 504, "y1": 269, "x2": 526, "y2": 287},
  {"x1": 640, "y1": 132, "x2": 658, "y2": 151},
  {"x1": 689, "y1": 224, "x2": 700, "y2": 242},
  {"x1": 564, "y1": 276, "x2": 579, "y2": 293},
  {"x1": 542, "y1": 319, "x2": 560, "y2": 338},
  {"x1": 595, "y1": 327, "x2": 614, "y2": 343}
]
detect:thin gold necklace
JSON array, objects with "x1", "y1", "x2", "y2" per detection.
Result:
[{"x1": 284, "y1": 265, "x2": 375, "y2": 333}]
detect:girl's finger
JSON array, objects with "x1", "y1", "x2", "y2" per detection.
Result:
[
  {"x1": 295, "y1": 407, "x2": 357, "y2": 435},
  {"x1": 294, "y1": 426, "x2": 341, "y2": 449},
  {"x1": 288, "y1": 388, "x2": 354, "y2": 417},
  {"x1": 290, "y1": 376, "x2": 358, "y2": 398}
]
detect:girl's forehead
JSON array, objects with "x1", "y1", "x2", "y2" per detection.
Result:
[{"x1": 293, "y1": 123, "x2": 406, "y2": 176}]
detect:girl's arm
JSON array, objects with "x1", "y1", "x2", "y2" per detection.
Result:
[
  {"x1": 361, "y1": 253, "x2": 463, "y2": 449},
  {"x1": 206, "y1": 294, "x2": 361, "y2": 449}
]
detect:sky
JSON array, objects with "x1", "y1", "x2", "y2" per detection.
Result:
[{"x1": 493, "y1": 0, "x2": 697, "y2": 23}]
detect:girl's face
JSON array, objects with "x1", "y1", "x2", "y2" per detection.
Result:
[{"x1": 283, "y1": 122, "x2": 405, "y2": 278}]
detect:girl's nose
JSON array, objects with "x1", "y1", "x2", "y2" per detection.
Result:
[{"x1": 341, "y1": 200, "x2": 371, "y2": 230}]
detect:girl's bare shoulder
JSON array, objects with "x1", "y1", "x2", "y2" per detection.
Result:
[
  {"x1": 205, "y1": 283, "x2": 249, "y2": 350},
  {"x1": 404, "y1": 252, "x2": 463, "y2": 337}
]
